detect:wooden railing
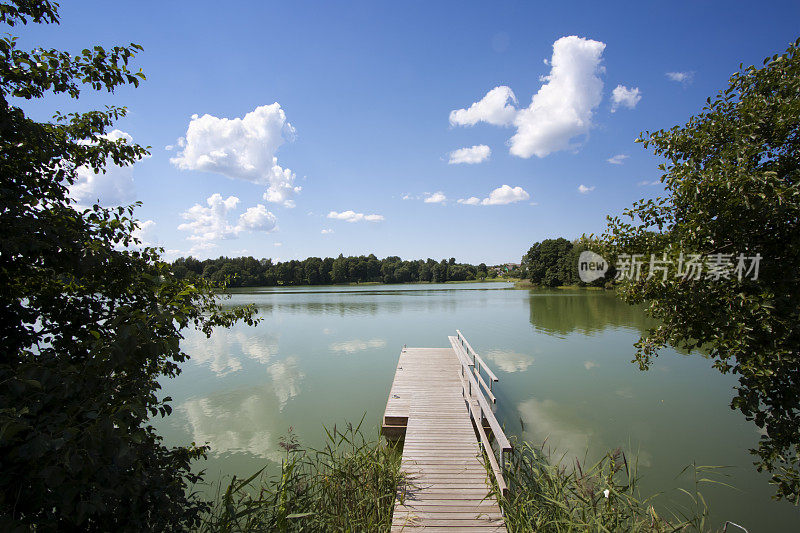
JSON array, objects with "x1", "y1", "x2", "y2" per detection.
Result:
[{"x1": 450, "y1": 331, "x2": 512, "y2": 496}]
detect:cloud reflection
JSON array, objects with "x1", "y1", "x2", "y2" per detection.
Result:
[
  {"x1": 182, "y1": 327, "x2": 279, "y2": 375},
  {"x1": 268, "y1": 356, "x2": 304, "y2": 408},
  {"x1": 485, "y1": 349, "x2": 535, "y2": 373},
  {"x1": 180, "y1": 357, "x2": 304, "y2": 460},
  {"x1": 518, "y1": 398, "x2": 592, "y2": 458},
  {"x1": 329, "y1": 338, "x2": 387, "y2": 354}
]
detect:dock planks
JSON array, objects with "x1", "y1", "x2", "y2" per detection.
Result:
[{"x1": 384, "y1": 347, "x2": 507, "y2": 532}]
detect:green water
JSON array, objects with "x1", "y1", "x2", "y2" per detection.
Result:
[{"x1": 153, "y1": 283, "x2": 799, "y2": 530}]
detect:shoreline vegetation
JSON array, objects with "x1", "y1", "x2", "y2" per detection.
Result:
[
  {"x1": 177, "y1": 236, "x2": 617, "y2": 292},
  {"x1": 171, "y1": 255, "x2": 518, "y2": 288},
  {"x1": 200, "y1": 422, "x2": 722, "y2": 532}
]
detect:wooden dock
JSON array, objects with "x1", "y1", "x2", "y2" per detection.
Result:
[{"x1": 383, "y1": 331, "x2": 511, "y2": 532}]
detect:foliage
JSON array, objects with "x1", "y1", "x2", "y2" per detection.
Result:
[
  {"x1": 604, "y1": 40, "x2": 800, "y2": 501},
  {"x1": 495, "y1": 442, "x2": 725, "y2": 532},
  {"x1": 522, "y1": 237, "x2": 612, "y2": 287},
  {"x1": 0, "y1": 1, "x2": 255, "y2": 529},
  {"x1": 198, "y1": 421, "x2": 402, "y2": 532},
  {"x1": 171, "y1": 254, "x2": 490, "y2": 287}
]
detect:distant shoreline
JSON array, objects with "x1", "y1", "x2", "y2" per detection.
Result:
[{"x1": 222, "y1": 278, "x2": 520, "y2": 291}]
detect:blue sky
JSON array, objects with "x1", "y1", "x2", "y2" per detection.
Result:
[{"x1": 16, "y1": 0, "x2": 800, "y2": 264}]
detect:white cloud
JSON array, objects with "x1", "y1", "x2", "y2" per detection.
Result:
[
  {"x1": 131, "y1": 219, "x2": 156, "y2": 246},
  {"x1": 238, "y1": 204, "x2": 277, "y2": 232},
  {"x1": 458, "y1": 184, "x2": 530, "y2": 206},
  {"x1": 321, "y1": 228, "x2": 334, "y2": 234},
  {"x1": 69, "y1": 129, "x2": 137, "y2": 207},
  {"x1": 178, "y1": 194, "x2": 276, "y2": 244},
  {"x1": 423, "y1": 191, "x2": 447, "y2": 204},
  {"x1": 610, "y1": 84, "x2": 641, "y2": 112},
  {"x1": 178, "y1": 194, "x2": 241, "y2": 242},
  {"x1": 607, "y1": 154, "x2": 629, "y2": 165},
  {"x1": 510, "y1": 36, "x2": 606, "y2": 158},
  {"x1": 578, "y1": 184, "x2": 595, "y2": 194},
  {"x1": 449, "y1": 86, "x2": 518, "y2": 127},
  {"x1": 327, "y1": 210, "x2": 385, "y2": 223},
  {"x1": 666, "y1": 71, "x2": 693, "y2": 84},
  {"x1": 273, "y1": 242, "x2": 282, "y2": 247},
  {"x1": 170, "y1": 103, "x2": 301, "y2": 207},
  {"x1": 448, "y1": 144, "x2": 491, "y2": 164},
  {"x1": 637, "y1": 179, "x2": 661, "y2": 186}
]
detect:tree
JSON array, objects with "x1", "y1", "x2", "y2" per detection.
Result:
[
  {"x1": 331, "y1": 254, "x2": 348, "y2": 283},
  {"x1": 0, "y1": 2, "x2": 255, "y2": 529},
  {"x1": 524, "y1": 238, "x2": 573, "y2": 286},
  {"x1": 477, "y1": 263, "x2": 488, "y2": 280},
  {"x1": 605, "y1": 40, "x2": 800, "y2": 502}
]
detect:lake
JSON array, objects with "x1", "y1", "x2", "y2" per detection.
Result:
[{"x1": 152, "y1": 282, "x2": 798, "y2": 530}]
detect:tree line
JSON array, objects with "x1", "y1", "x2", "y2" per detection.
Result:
[
  {"x1": 171, "y1": 255, "x2": 500, "y2": 287},
  {"x1": 521, "y1": 237, "x2": 612, "y2": 287}
]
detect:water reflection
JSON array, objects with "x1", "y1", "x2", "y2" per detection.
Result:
[
  {"x1": 153, "y1": 283, "x2": 797, "y2": 530},
  {"x1": 267, "y1": 357, "x2": 305, "y2": 408},
  {"x1": 517, "y1": 397, "x2": 593, "y2": 457},
  {"x1": 229, "y1": 298, "x2": 463, "y2": 317},
  {"x1": 180, "y1": 357, "x2": 303, "y2": 461},
  {"x1": 484, "y1": 350, "x2": 535, "y2": 373},
  {"x1": 329, "y1": 338, "x2": 387, "y2": 354},
  {"x1": 182, "y1": 327, "x2": 279, "y2": 375},
  {"x1": 528, "y1": 290, "x2": 655, "y2": 336}
]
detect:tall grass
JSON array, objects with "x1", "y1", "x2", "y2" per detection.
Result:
[
  {"x1": 491, "y1": 439, "x2": 731, "y2": 532},
  {"x1": 197, "y1": 418, "x2": 402, "y2": 532},
  {"x1": 197, "y1": 421, "x2": 729, "y2": 532}
]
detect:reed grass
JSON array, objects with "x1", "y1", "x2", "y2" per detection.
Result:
[
  {"x1": 197, "y1": 417, "x2": 403, "y2": 532},
  {"x1": 489, "y1": 439, "x2": 731, "y2": 532},
  {"x1": 197, "y1": 421, "x2": 728, "y2": 532}
]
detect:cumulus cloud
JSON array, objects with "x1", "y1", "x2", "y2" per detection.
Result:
[
  {"x1": 178, "y1": 194, "x2": 241, "y2": 242},
  {"x1": 449, "y1": 86, "x2": 518, "y2": 127},
  {"x1": 451, "y1": 37, "x2": 607, "y2": 159},
  {"x1": 178, "y1": 194, "x2": 276, "y2": 245},
  {"x1": 448, "y1": 144, "x2": 491, "y2": 164},
  {"x1": 327, "y1": 210, "x2": 384, "y2": 223},
  {"x1": 321, "y1": 228, "x2": 334, "y2": 234},
  {"x1": 131, "y1": 219, "x2": 156, "y2": 246},
  {"x1": 423, "y1": 191, "x2": 447, "y2": 204},
  {"x1": 610, "y1": 84, "x2": 641, "y2": 112},
  {"x1": 607, "y1": 154, "x2": 629, "y2": 165},
  {"x1": 457, "y1": 196, "x2": 481, "y2": 206},
  {"x1": 666, "y1": 71, "x2": 694, "y2": 84},
  {"x1": 170, "y1": 103, "x2": 301, "y2": 207},
  {"x1": 69, "y1": 129, "x2": 137, "y2": 206},
  {"x1": 578, "y1": 184, "x2": 595, "y2": 194},
  {"x1": 238, "y1": 204, "x2": 277, "y2": 232},
  {"x1": 458, "y1": 184, "x2": 530, "y2": 206},
  {"x1": 510, "y1": 36, "x2": 606, "y2": 158}
]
